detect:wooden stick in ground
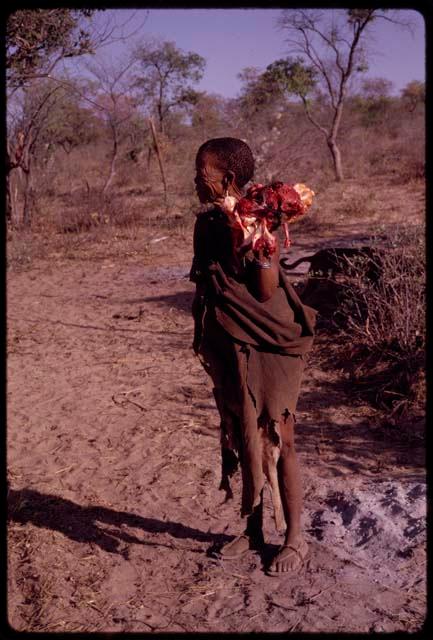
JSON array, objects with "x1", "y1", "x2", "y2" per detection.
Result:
[{"x1": 148, "y1": 117, "x2": 169, "y2": 213}]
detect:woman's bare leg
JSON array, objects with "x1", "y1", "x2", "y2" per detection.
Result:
[
  {"x1": 245, "y1": 490, "x2": 265, "y2": 544},
  {"x1": 268, "y1": 415, "x2": 307, "y2": 573},
  {"x1": 219, "y1": 490, "x2": 264, "y2": 557}
]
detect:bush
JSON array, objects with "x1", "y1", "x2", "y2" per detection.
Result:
[{"x1": 332, "y1": 225, "x2": 425, "y2": 418}]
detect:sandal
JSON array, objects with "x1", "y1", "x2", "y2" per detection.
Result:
[
  {"x1": 217, "y1": 534, "x2": 253, "y2": 559},
  {"x1": 266, "y1": 538, "x2": 308, "y2": 576}
]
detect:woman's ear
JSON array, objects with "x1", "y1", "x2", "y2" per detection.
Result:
[{"x1": 223, "y1": 170, "x2": 236, "y2": 191}]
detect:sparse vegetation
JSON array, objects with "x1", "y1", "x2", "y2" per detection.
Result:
[
  {"x1": 6, "y1": 9, "x2": 424, "y2": 423},
  {"x1": 308, "y1": 226, "x2": 425, "y2": 421},
  {"x1": 6, "y1": 9, "x2": 426, "y2": 633}
]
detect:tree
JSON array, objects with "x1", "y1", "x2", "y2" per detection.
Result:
[
  {"x1": 132, "y1": 40, "x2": 205, "y2": 133},
  {"x1": 36, "y1": 83, "x2": 103, "y2": 157},
  {"x1": 234, "y1": 65, "x2": 321, "y2": 182},
  {"x1": 6, "y1": 9, "x2": 148, "y2": 224},
  {"x1": 355, "y1": 77, "x2": 394, "y2": 127},
  {"x1": 401, "y1": 80, "x2": 425, "y2": 112},
  {"x1": 237, "y1": 66, "x2": 279, "y2": 117},
  {"x1": 86, "y1": 58, "x2": 138, "y2": 194},
  {"x1": 6, "y1": 9, "x2": 98, "y2": 224},
  {"x1": 361, "y1": 77, "x2": 394, "y2": 100},
  {"x1": 6, "y1": 79, "x2": 66, "y2": 225},
  {"x1": 190, "y1": 92, "x2": 229, "y2": 135},
  {"x1": 6, "y1": 9, "x2": 95, "y2": 91},
  {"x1": 236, "y1": 66, "x2": 290, "y2": 136},
  {"x1": 276, "y1": 9, "x2": 410, "y2": 181}
]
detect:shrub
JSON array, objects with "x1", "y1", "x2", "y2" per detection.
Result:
[{"x1": 331, "y1": 225, "x2": 425, "y2": 418}]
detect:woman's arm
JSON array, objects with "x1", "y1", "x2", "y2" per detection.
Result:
[
  {"x1": 247, "y1": 236, "x2": 280, "y2": 302},
  {"x1": 190, "y1": 214, "x2": 208, "y2": 354},
  {"x1": 192, "y1": 281, "x2": 206, "y2": 354},
  {"x1": 229, "y1": 223, "x2": 280, "y2": 302}
]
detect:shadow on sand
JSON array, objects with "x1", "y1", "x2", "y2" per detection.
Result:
[
  {"x1": 8, "y1": 487, "x2": 231, "y2": 557},
  {"x1": 296, "y1": 379, "x2": 425, "y2": 482}
]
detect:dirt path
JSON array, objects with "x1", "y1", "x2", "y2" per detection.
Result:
[{"x1": 7, "y1": 242, "x2": 426, "y2": 633}]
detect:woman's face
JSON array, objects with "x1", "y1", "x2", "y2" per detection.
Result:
[{"x1": 194, "y1": 152, "x2": 227, "y2": 204}]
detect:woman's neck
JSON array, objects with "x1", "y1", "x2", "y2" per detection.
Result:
[{"x1": 213, "y1": 185, "x2": 242, "y2": 213}]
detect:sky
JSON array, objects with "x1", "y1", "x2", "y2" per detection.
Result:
[{"x1": 88, "y1": 8, "x2": 425, "y2": 98}]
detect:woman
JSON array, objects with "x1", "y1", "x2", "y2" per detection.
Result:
[{"x1": 190, "y1": 137, "x2": 316, "y2": 575}]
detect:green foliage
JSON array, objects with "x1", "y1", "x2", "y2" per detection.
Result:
[
  {"x1": 362, "y1": 77, "x2": 393, "y2": 99},
  {"x1": 190, "y1": 93, "x2": 227, "y2": 133},
  {"x1": 237, "y1": 66, "x2": 277, "y2": 114},
  {"x1": 132, "y1": 40, "x2": 205, "y2": 131},
  {"x1": 347, "y1": 9, "x2": 376, "y2": 26},
  {"x1": 236, "y1": 61, "x2": 313, "y2": 134},
  {"x1": 263, "y1": 58, "x2": 317, "y2": 99},
  {"x1": 6, "y1": 9, "x2": 95, "y2": 87},
  {"x1": 353, "y1": 77, "x2": 394, "y2": 127},
  {"x1": 401, "y1": 80, "x2": 425, "y2": 112},
  {"x1": 38, "y1": 85, "x2": 103, "y2": 153},
  {"x1": 178, "y1": 88, "x2": 201, "y2": 106}
]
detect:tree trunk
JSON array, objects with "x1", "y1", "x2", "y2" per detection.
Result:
[
  {"x1": 300, "y1": 96, "x2": 345, "y2": 182},
  {"x1": 102, "y1": 127, "x2": 118, "y2": 195},
  {"x1": 7, "y1": 167, "x2": 23, "y2": 226},
  {"x1": 22, "y1": 165, "x2": 34, "y2": 227},
  {"x1": 149, "y1": 118, "x2": 169, "y2": 213},
  {"x1": 6, "y1": 170, "x2": 14, "y2": 224},
  {"x1": 327, "y1": 138, "x2": 344, "y2": 182},
  {"x1": 157, "y1": 104, "x2": 164, "y2": 133}
]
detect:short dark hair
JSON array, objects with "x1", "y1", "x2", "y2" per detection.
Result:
[{"x1": 196, "y1": 137, "x2": 254, "y2": 188}]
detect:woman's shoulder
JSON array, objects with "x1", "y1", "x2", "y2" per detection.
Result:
[
  {"x1": 194, "y1": 207, "x2": 226, "y2": 239},
  {"x1": 195, "y1": 207, "x2": 225, "y2": 225}
]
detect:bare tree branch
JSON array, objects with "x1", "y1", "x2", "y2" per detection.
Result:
[
  {"x1": 300, "y1": 95, "x2": 329, "y2": 137},
  {"x1": 274, "y1": 8, "x2": 412, "y2": 181}
]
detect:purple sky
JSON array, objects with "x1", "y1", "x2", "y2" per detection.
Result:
[{"x1": 90, "y1": 8, "x2": 425, "y2": 97}]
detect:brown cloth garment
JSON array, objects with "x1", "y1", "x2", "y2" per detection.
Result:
[{"x1": 190, "y1": 209, "x2": 317, "y2": 531}]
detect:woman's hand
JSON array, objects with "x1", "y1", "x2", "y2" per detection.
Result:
[{"x1": 252, "y1": 243, "x2": 273, "y2": 262}]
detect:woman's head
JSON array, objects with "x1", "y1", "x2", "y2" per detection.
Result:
[{"x1": 195, "y1": 137, "x2": 254, "y2": 204}]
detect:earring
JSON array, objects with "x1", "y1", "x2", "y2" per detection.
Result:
[{"x1": 221, "y1": 189, "x2": 237, "y2": 214}]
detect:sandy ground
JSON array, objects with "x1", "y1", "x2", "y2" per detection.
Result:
[{"x1": 7, "y1": 226, "x2": 426, "y2": 633}]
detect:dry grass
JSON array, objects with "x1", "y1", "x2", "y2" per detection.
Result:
[
  {"x1": 6, "y1": 163, "x2": 200, "y2": 272},
  {"x1": 311, "y1": 225, "x2": 425, "y2": 420},
  {"x1": 6, "y1": 101, "x2": 426, "y2": 424}
]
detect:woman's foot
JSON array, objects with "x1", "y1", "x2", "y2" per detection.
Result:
[
  {"x1": 218, "y1": 532, "x2": 265, "y2": 559},
  {"x1": 217, "y1": 494, "x2": 264, "y2": 559},
  {"x1": 266, "y1": 536, "x2": 308, "y2": 575}
]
